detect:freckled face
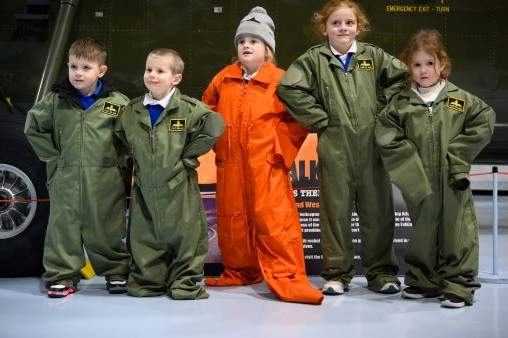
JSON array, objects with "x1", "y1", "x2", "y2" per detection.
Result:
[{"x1": 321, "y1": 6, "x2": 359, "y2": 54}]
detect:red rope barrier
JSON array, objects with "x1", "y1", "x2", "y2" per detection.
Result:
[
  {"x1": 0, "y1": 197, "x2": 131, "y2": 203},
  {"x1": 0, "y1": 198, "x2": 50, "y2": 203},
  {"x1": 1, "y1": 171, "x2": 506, "y2": 203},
  {"x1": 471, "y1": 171, "x2": 508, "y2": 176},
  {"x1": 470, "y1": 172, "x2": 493, "y2": 176}
]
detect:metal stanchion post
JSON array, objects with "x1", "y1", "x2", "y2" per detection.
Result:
[
  {"x1": 493, "y1": 166, "x2": 498, "y2": 275},
  {"x1": 477, "y1": 166, "x2": 508, "y2": 283}
]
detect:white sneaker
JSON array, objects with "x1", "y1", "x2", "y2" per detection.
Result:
[
  {"x1": 322, "y1": 280, "x2": 345, "y2": 295},
  {"x1": 107, "y1": 280, "x2": 128, "y2": 294},
  {"x1": 379, "y1": 282, "x2": 401, "y2": 294},
  {"x1": 440, "y1": 293, "x2": 466, "y2": 308},
  {"x1": 401, "y1": 286, "x2": 425, "y2": 299}
]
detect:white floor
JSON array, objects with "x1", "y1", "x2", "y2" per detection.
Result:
[{"x1": 0, "y1": 229, "x2": 507, "y2": 338}]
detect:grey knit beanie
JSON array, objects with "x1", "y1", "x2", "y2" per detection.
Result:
[{"x1": 234, "y1": 7, "x2": 275, "y2": 53}]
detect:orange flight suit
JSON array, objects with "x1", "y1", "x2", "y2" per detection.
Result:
[{"x1": 202, "y1": 61, "x2": 323, "y2": 305}]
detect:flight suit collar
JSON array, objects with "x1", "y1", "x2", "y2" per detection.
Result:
[
  {"x1": 164, "y1": 87, "x2": 183, "y2": 113},
  {"x1": 52, "y1": 77, "x2": 117, "y2": 108},
  {"x1": 434, "y1": 81, "x2": 460, "y2": 105},
  {"x1": 318, "y1": 43, "x2": 342, "y2": 69},
  {"x1": 400, "y1": 83, "x2": 429, "y2": 105},
  {"x1": 135, "y1": 88, "x2": 183, "y2": 129},
  {"x1": 251, "y1": 62, "x2": 277, "y2": 84},
  {"x1": 143, "y1": 87, "x2": 176, "y2": 108},
  {"x1": 223, "y1": 61, "x2": 276, "y2": 84},
  {"x1": 318, "y1": 41, "x2": 366, "y2": 71},
  {"x1": 223, "y1": 62, "x2": 243, "y2": 79},
  {"x1": 134, "y1": 101, "x2": 153, "y2": 129},
  {"x1": 401, "y1": 80, "x2": 459, "y2": 105}
]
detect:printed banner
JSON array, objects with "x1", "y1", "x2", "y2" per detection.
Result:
[{"x1": 197, "y1": 133, "x2": 412, "y2": 275}]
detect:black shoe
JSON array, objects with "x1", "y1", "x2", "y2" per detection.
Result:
[
  {"x1": 379, "y1": 282, "x2": 401, "y2": 294},
  {"x1": 402, "y1": 286, "x2": 441, "y2": 299},
  {"x1": 107, "y1": 280, "x2": 128, "y2": 294},
  {"x1": 48, "y1": 284, "x2": 76, "y2": 298},
  {"x1": 402, "y1": 286, "x2": 425, "y2": 299},
  {"x1": 441, "y1": 293, "x2": 466, "y2": 308}
]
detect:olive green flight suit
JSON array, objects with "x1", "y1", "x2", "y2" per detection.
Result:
[
  {"x1": 277, "y1": 42, "x2": 406, "y2": 291},
  {"x1": 116, "y1": 89, "x2": 225, "y2": 299},
  {"x1": 375, "y1": 81, "x2": 495, "y2": 304},
  {"x1": 24, "y1": 78, "x2": 131, "y2": 287}
]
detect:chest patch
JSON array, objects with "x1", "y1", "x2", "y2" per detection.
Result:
[
  {"x1": 169, "y1": 118, "x2": 186, "y2": 131},
  {"x1": 357, "y1": 59, "x2": 374, "y2": 70},
  {"x1": 446, "y1": 96, "x2": 466, "y2": 112},
  {"x1": 102, "y1": 101, "x2": 121, "y2": 117}
]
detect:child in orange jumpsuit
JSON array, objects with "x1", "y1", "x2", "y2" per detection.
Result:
[{"x1": 202, "y1": 7, "x2": 323, "y2": 305}]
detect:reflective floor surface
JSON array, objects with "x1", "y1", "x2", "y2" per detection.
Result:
[{"x1": 0, "y1": 229, "x2": 507, "y2": 338}]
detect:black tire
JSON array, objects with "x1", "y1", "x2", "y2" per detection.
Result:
[{"x1": 0, "y1": 111, "x2": 48, "y2": 277}]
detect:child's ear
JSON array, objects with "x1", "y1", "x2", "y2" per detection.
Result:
[
  {"x1": 172, "y1": 73, "x2": 183, "y2": 86},
  {"x1": 98, "y1": 65, "x2": 108, "y2": 78},
  {"x1": 320, "y1": 25, "x2": 328, "y2": 37}
]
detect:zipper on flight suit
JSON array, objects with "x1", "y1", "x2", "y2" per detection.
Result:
[
  {"x1": 428, "y1": 107, "x2": 437, "y2": 178},
  {"x1": 149, "y1": 125, "x2": 162, "y2": 240},
  {"x1": 341, "y1": 71, "x2": 361, "y2": 171},
  {"x1": 79, "y1": 109, "x2": 86, "y2": 221},
  {"x1": 239, "y1": 81, "x2": 251, "y2": 185},
  {"x1": 80, "y1": 110, "x2": 86, "y2": 167},
  {"x1": 239, "y1": 81, "x2": 256, "y2": 245},
  {"x1": 149, "y1": 127, "x2": 156, "y2": 189},
  {"x1": 343, "y1": 72, "x2": 359, "y2": 129}
]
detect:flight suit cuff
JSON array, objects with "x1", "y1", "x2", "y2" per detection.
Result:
[
  {"x1": 314, "y1": 119, "x2": 328, "y2": 131},
  {"x1": 182, "y1": 157, "x2": 200, "y2": 169},
  {"x1": 449, "y1": 172, "x2": 470, "y2": 191}
]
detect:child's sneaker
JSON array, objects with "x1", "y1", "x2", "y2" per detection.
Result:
[
  {"x1": 107, "y1": 280, "x2": 128, "y2": 294},
  {"x1": 47, "y1": 284, "x2": 76, "y2": 298},
  {"x1": 401, "y1": 286, "x2": 425, "y2": 299},
  {"x1": 441, "y1": 293, "x2": 466, "y2": 308},
  {"x1": 402, "y1": 286, "x2": 440, "y2": 299},
  {"x1": 322, "y1": 280, "x2": 346, "y2": 295},
  {"x1": 379, "y1": 282, "x2": 401, "y2": 294}
]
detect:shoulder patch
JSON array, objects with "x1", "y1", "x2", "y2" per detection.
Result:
[
  {"x1": 102, "y1": 101, "x2": 122, "y2": 117},
  {"x1": 446, "y1": 96, "x2": 466, "y2": 112},
  {"x1": 357, "y1": 59, "x2": 374, "y2": 70},
  {"x1": 392, "y1": 58, "x2": 407, "y2": 71},
  {"x1": 168, "y1": 118, "x2": 186, "y2": 131},
  {"x1": 280, "y1": 66, "x2": 303, "y2": 86}
]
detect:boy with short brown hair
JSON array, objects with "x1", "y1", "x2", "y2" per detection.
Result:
[
  {"x1": 25, "y1": 37, "x2": 131, "y2": 298},
  {"x1": 116, "y1": 48, "x2": 224, "y2": 299}
]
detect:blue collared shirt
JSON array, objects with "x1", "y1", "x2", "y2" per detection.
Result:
[
  {"x1": 143, "y1": 88, "x2": 176, "y2": 126},
  {"x1": 329, "y1": 40, "x2": 357, "y2": 72},
  {"x1": 74, "y1": 80, "x2": 103, "y2": 109}
]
